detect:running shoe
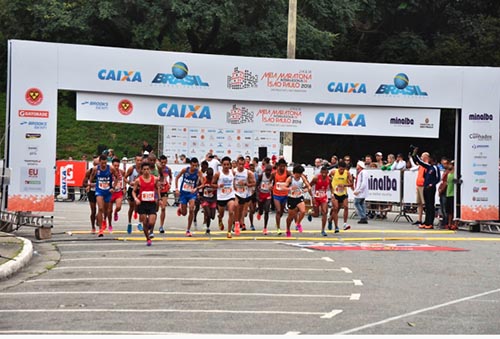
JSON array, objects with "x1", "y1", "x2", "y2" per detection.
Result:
[
  {"x1": 227, "y1": 232, "x2": 232, "y2": 238},
  {"x1": 423, "y1": 225, "x2": 434, "y2": 229},
  {"x1": 127, "y1": 223, "x2": 132, "y2": 234},
  {"x1": 334, "y1": 226, "x2": 339, "y2": 234},
  {"x1": 150, "y1": 231, "x2": 155, "y2": 239},
  {"x1": 234, "y1": 221, "x2": 241, "y2": 236},
  {"x1": 205, "y1": 228, "x2": 210, "y2": 235},
  {"x1": 262, "y1": 228, "x2": 268, "y2": 235},
  {"x1": 241, "y1": 224, "x2": 247, "y2": 231},
  {"x1": 218, "y1": 220, "x2": 224, "y2": 231},
  {"x1": 250, "y1": 225, "x2": 255, "y2": 231},
  {"x1": 418, "y1": 224, "x2": 426, "y2": 229},
  {"x1": 256, "y1": 213, "x2": 261, "y2": 221},
  {"x1": 98, "y1": 228, "x2": 104, "y2": 237},
  {"x1": 321, "y1": 230, "x2": 328, "y2": 237},
  {"x1": 102, "y1": 220, "x2": 107, "y2": 229},
  {"x1": 114, "y1": 211, "x2": 118, "y2": 222},
  {"x1": 296, "y1": 224, "x2": 303, "y2": 233},
  {"x1": 133, "y1": 211, "x2": 138, "y2": 220},
  {"x1": 177, "y1": 208, "x2": 181, "y2": 216},
  {"x1": 307, "y1": 213, "x2": 313, "y2": 222},
  {"x1": 108, "y1": 225, "x2": 113, "y2": 234},
  {"x1": 286, "y1": 230, "x2": 292, "y2": 238},
  {"x1": 276, "y1": 228, "x2": 282, "y2": 235},
  {"x1": 186, "y1": 230, "x2": 192, "y2": 237},
  {"x1": 137, "y1": 223, "x2": 143, "y2": 231},
  {"x1": 91, "y1": 226, "x2": 96, "y2": 234},
  {"x1": 343, "y1": 223, "x2": 351, "y2": 231},
  {"x1": 328, "y1": 220, "x2": 333, "y2": 231},
  {"x1": 146, "y1": 239, "x2": 152, "y2": 246},
  {"x1": 159, "y1": 226, "x2": 165, "y2": 233}
]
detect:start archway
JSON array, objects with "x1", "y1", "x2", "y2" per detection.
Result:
[{"x1": 3, "y1": 40, "x2": 499, "y2": 223}]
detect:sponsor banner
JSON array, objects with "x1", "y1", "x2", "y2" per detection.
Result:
[
  {"x1": 163, "y1": 127, "x2": 280, "y2": 161},
  {"x1": 460, "y1": 69, "x2": 499, "y2": 220},
  {"x1": 284, "y1": 242, "x2": 467, "y2": 252},
  {"x1": 403, "y1": 171, "x2": 442, "y2": 204},
  {"x1": 49, "y1": 41, "x2": 463, "y2": 108},
  {"x1": 54, "y1": 161, "x2": 88, "y2": 187},
  {"x1": 6, "y1": 41, "x2": 58, "y2": 212},
  {"x1": 363, "y1": 169, "x2": 401, "y2": 202},
  {"x1": 76, "y1": 92, "x2": 441, "y2": 138}
]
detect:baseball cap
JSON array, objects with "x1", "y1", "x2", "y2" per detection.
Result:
[
  {"x1": 121, "y1": 157, "x2": 128, "y2": 161},
  {"x1": 357, "y1": 160, "x2": 366, "y2": 169},
  {"x1": 376, "y1": 152, "x2": 383, "y2": 156}
]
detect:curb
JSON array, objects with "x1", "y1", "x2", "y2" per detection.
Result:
[{"x1": 0, "y1": 236, "x2": 33, "y2": 280}]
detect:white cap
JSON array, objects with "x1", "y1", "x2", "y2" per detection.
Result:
[
  {"x1": 143, "y1": 151, "x2": 149, "y2": 155},
  {"x1": 121, "y1": 157, "x2": 128, "y2": 161},
  {"x1": 357, "y1": 160, "x2": 366, "y2": 169},
  {"x1": 376, "y1": 152, "x2": 382, "y2": 156}
]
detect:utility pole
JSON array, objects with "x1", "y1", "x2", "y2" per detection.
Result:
[{"x1": 282, "y1": 0, "x2": 297, "y2": 157}]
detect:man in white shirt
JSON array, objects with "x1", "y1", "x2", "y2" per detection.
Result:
[
  {"x1": 353, "y1": 160, "x2": 369, "y2": 224},
  {"x1": 207, "y1": 153, "x2": 220, "y2": 173}
]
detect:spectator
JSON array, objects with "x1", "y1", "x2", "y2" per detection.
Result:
[
  {"x1": 392, "y1": 153, "x2": 406, "y2": 171},
  {"x1": 375, "y1": 152, "x2": 385, "y2": 168},
  {"x1": 329, "y1": 155, "x2": 339, "y2": 169},
  {"x1": 353, "y1": 160, "x2": 369, "y2": 224},
  {"x1": 438, "y1": 157, "x2": 450, "y2": 228},
  {"x1": 364, "y1": 155, "x2": 373, "y2": 168},
  {"x1": 445, "y1": 161, "x2": 457, "y2": 230},
  {"x1": 412, "y1": 150, "x2": 440, "y2": 229},
  {"x1": 142, "y1": 140, "x2": 153, "y2": 154}
]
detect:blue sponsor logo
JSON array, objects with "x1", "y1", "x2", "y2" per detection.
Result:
[
  {"x1": 375, "y1": 73, "x2": 428, "y2": 96},
  {"x1": 157, "y1": 103, "x2": 211, "y2": 119},
  {"x1": 473, "y1": 171, "x2": 487, "y2": 176},
  {"x1": 327, "y1": 82, "x2": 366, "y2": 94},
  {"x1": 152, "y1": 62, "x2": 209, "y2": 87},
  {"x1": 315, "y1": 113, "x2": 366, "y2": 127},
  {"x1": 98, "y1": 69, "x2": 142, "y2": 82}
]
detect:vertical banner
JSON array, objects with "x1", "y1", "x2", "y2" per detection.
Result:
[
  {"x1": 460, "y1": 69, "x2": 500, "y2": 220},
  {"x1": 6, "y1": 41, "x2": 58, "y2": 212},
  {"x1": 60, "y1": 166, "x2": 68, "y2": 199}
]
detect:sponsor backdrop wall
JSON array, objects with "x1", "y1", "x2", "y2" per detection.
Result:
[{"x1": 4, "y1": 40, "x2": 500, "y2": 221}]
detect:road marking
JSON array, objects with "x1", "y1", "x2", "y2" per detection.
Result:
[
  {"x1": 0, "y1": 291, "x2": 357, "y2": 299},
  {"x1": 334, "y1": 287, "x2": 500, "y2": 335},
  {"x1": 341, "y1": 267, "x2": 352, "y2": 273},
  {"x1": 56, "y1": 248, "x2": 303, "y2": 253},
  {"x1": 0, "y1": 331, "x2": 190, "y2": 335},
  {"x1": 26, "y1": 277, "x2": 363, "y2": 285},
  {"x1": 321, "y1": 257, "x2": 334, "y2": 262},
  {"x1": 285, "y1": 331, "x2": 301, "y2": 335},
  {"x1": 52, "y1": 265, "x2": 350, "y2": 272},
  {"x1": 301, "y1": 248, "x2": 314, "y2": 253},
  {"x1": 0, "y1": 308, "x2": 342, "y2": 319},
  {"x1": 60, "y1": 257, "x2": 329, "y2": 262},
  {"x1": 349, "y1": 293, "x2": 361, "y2": 300},
  {"x1": 321, "y1": 309, "x2": 344, "y2": 319}
]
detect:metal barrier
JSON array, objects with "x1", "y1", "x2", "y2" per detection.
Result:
[{"x1": 0, "y1": 210, "x2": 53, "y2": 239}]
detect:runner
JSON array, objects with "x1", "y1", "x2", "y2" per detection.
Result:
[
  {"x1": 309, "y1": 165, "x2": 332, "y2": 236},
  {"x1": 109, "y1": 157, "x2": 125, "y2": 233},
  {"x1": 193, "y1": 160, "x2": 209, "y2": 230},
  {"x1": 82, "y1": 155, "x2": 99, "y2": 233},
  {"x1": 124, "y1": 154, "x2": 143, "y2": 234},
  {"x1": 271, "y1": 158, "x2": 291, "y2": 235},
  {"x1": 132, "y1": 161, "x2": 161, "y2": 246},
  {"x1": 175, "y1": 157, "x2": 204, "y2": 237},
  {"x1": 328, "y1": 161, "x2": 353, "y2": 233},
  {"x1": 213, "y1": 156, "x2": 237, "y2": 238},
  {"x1": 234, "y1": 156, "x2": 256, "y2": 235},
  {"x1": 246, "y1": 162, "x2": 259, "y2": 231},
  {"x1": 256, "y1": 164, "x2": 273, "y2": 235},
  {"x1": 284, "y1": 165, "x2": 311, "y2": 237},
  {"x1": 158, "y1": 155, "x2": 173, "y2": 234},
  {"x1": 88, "y1": 154, "x2": 119, "y2": 237},
  {"x1": 198, "y1": 167, "x2": 217, "y2": 234}
]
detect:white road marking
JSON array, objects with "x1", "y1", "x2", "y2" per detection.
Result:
[
  {"x1": 321, "y1": 257, "x2": 335, "y2": 262},
  {"x1": 349, "y1": 293, "x2": 361, "y2": 300},
  {"x1": 27, "y1": 277, "x2": 361, "y2": 285},
  {"x1": 341, "y1": 267, "x2": 352, "y2": 273},
  {"x1": 321, "y1": 309, "x2": 343, "y2": 319},
  {"x1": 285, "y1": 331, "x2": 301, "y2": 335},
  {"x1": 0, "y1": 291, "x2": 356, "y2": 299},
  {"x1": 52, "y1": 265, "x2": 350, "y2": 272},
  {"x1": 0, "y1": 308, "x2": 343, "y2": 319},
  {"x1": 0, "y1": 330, "x2": 189, "y2": 335},
  {"x1": 301, "y1": 248, "x2": 314, "y2": 253},
  {"x1": 56, "y1": 248, "x2": 304, "y2": 253},
  {"x1": 353, "y1": 280, "x2": 364, "y2": 286},
  {"x1": 335, "y1": 287, "x2": 500, "y2": 335},
  {"x1": 60, "y1": 257, "x2": 327, "y2": 262}
]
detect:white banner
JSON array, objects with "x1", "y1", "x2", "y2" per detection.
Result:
[
  {"x1": 55, "y1": 42, "x2": 463, "y2": 109},
  {"x1": 163, "y1": 127, "x2": 280, "y2": 161},
  {"x1": 76, "y1": 92, "x2": 441, "y2": 138},
  {"x1": 6, "y1": 41, "x2": 58, "y2": 212}
]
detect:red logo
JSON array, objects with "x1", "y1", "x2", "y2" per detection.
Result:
[
  {"x1": 18, "y1": 110, "x2": 49, "y2": 118},
  {"x1": 25, "y1": 88, "x2": 43, "y2": 106},
  {"x1": 118, "y1": 99, "x2": 133, "y2": 115}
]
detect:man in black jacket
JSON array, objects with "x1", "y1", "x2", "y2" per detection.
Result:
[{"x1": 412, "y1": 150, "x2": 441, "y2": 229}]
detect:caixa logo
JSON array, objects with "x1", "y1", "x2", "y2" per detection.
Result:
[
  {"x1": 157, "y1": 103, "x2": 211, "y2": 119},
  {"x1": 375, "y1": 73, "x2": 428, "y2": 96},
  {"x1": 315, "y1": 112, "x2": 366, "y2": 127},
  {"x1": 152, "y1": 62, "x2": 209, "y2": 87},
  {"x1": 327, "y1": 82, "x2": 366, "y2": 94},
  {"x1": 98, "y1": 69, "x2": 142, "y2": 82}
]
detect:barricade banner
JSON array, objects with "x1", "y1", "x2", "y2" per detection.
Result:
[{"x1": 54, "y1": 161, "x2": 87, "y2": 187}]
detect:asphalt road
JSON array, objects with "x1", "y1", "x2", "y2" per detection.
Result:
[{"x1": 0, "y1": 201, "x2": 499, "y2": 335}]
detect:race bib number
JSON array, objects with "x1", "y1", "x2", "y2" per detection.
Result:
[
  {"x1": 203, "y1": 188, "x2": 214, "y2": 198},
  {"x1": 260, "y1": 182, "x2": 271, "y2": 191},
  {"x1": 221, "y1": 186, "x2": 233, "y2": 194},
  {"x1": 235, "y1": 185, "x2": 246, "y2": 193},
  {"x1": 315, "y1": 190, "x2": 327, "y2": 198},
  {"x1": 141, "y1": 191, "x2": 155, "y2": 201},
  {"x1": 335, "y1": 185, "x2": 345, "y2": 194},
  {"x1": 98, "y1": 181, "x2": 110, "y2": 190},
  {"x1": 290, "y1": 187, "x2": 302, "y2": 198},
  {"x1": 182, "y1": 182, "x2": 194, "y2": 192},
  {"x1": 276, "y1": 182, "x2": 287, "y2": 191}
]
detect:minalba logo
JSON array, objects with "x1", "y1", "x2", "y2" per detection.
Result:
[
  {"x1": 157, "y1": 103, "x2": 211, "y2": 119},
  {"x1": 98, "y1": 69, "x2": 142, "y2": 82},
  {"x1": 152, "y1": 62, "x2": 209, "y2": 87},
  {"x1": 375, "y1": 73, "x2": 428, "y2": 96}
]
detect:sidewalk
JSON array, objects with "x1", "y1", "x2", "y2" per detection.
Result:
[{"x1": 0, "y1": 232, "x2": 33, "y2": 280}]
